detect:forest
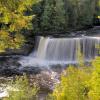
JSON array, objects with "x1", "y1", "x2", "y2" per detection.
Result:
[
  {"x1": 0, "y1": 0, "x2": 100, "y2": 52},
  {"x1": 0, "y1": 0, "x2": 100, "y2": 100}
]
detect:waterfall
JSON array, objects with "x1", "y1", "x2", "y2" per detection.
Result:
[{"x1": 19, "y1": 36, "x2": 100, "y2": 66}]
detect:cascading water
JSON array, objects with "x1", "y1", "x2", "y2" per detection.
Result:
[{"x1": 19, "y1": 36, "x2": 100, "y2": 67}]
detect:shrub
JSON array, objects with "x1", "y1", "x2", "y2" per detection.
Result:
[
  {"x1": 4, "y1": 75, "x2": 39, "y2": 100},
  {"x1": 49, "y1": 66, "x2": 91, "y2": 100},
  {"x1": 88, "y1": 57, "x2": 100, "y2": 100},
  {"x1": 48, "y1": 57, "x2": 100, "y2": 100}
]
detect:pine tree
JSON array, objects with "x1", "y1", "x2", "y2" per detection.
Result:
[
  {"x1": 77, "y1": 0, "x2": 96, "y2": 27},
  {"x1": 41, "y1": 0, "x2": 68, "y2": 32},
  {"x1": 40, "y1": 0, "x2": 55, "y2": 31},
  {"x1": 53, "y1": 0, "x2": 67, "y2": 32}
]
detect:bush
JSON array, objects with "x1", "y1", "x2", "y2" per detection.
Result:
[
  {"x1": 49, "y1": 66, "x2": 91, "y2": 100},
  {"x1": 88, "y1": 57, "x2": 100, "y2": 100},
  {"x1": 4, "y1": 75, "x2": 39, "y2": 100},
  {"x1": 49, "y1": 57, "x2": 100, "y2": 100}
]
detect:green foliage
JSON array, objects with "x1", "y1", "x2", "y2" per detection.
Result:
[
  {"x1": 77, "y1": 0, "x2": 96, "y2": 26},
  {"x1": 49, "y1": 66, "x2": 91, "y2": 100},
  {"x1": 88, "y1": 57, "x2": 100, "y2": 100},
  {"x1": 53, "y1": 0, "x2": 68, "y2": 31},
  {"x1": 0, "y1": 0, "x2": 99, "y2": 36},
  {"x1": 40, "y1": 0, "x2": 67, "y2": 32},
  {"x1": 0, "y1": 0, "x2": 38, "y2": 52},
  {"x1": 65, "y1": 0, "x2": 96, "y2": 28},
  {"x1": 4, "y1": 75, "x2": 38, "y2": 100},
  {"x1": 49, "y1": 57, "x2": 100, "y2": 100},
  {"x1": 0, "y1": 0, "x2": 100, "y2": 52},
  {"x1": 0, "y1": 30, "x2": 25, "y2": 52},
  {"x1": 40, "y1": 0, "x2": 55, "y2": 31},
  {"x1": 34, "y1": 0, "x2": 97, "y2": 32}
]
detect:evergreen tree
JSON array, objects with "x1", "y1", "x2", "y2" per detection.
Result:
[
  {"x1": 66, "y1": 0, "x2": 79, "y2": 28},
  {"x1": 63, "y1": 0, "x2": 96, "y2": 28},
  {"x1": 41, "y1": 0, "x2": 68, "y2": 32},
  {"x1": 40, "y1": 0, "x2": 55, "y2": 31},
  {"x1": 77, "y1": 0, "x2": 96, "y2": 27},
  {"x1": 53, "y1": 0, "x2": 67, "y2": 31}
]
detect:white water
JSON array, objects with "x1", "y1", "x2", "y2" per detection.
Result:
[{"x1": 19, "y1": 36, "x2": 100, "y2": 67}]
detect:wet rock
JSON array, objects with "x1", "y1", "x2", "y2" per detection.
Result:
[
  {"x1": 50, "y1": 64, "x2": 64, "y2": 74},
  {"x1": 0, "y1": 68, "x2": 23, "y2": 76},
  {"x1": 19, "y1": 67, "x2": 41, "y2": 75},
  {"x1": 0, "y1": 66, "x2": 42, "y2": 77},
  {"x1": 0, "y1": 56, "x2": 20, "y2": 67},
  {"x1": 0, "y1": 56, "x2": 42, "y2": 76},
  {"x1": 29, "y1": 70, "x2": 60, "y2": 91}
]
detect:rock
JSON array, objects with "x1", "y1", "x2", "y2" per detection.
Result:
[
  {"x1": 29, "y1": 70, "x2": 60, "y2": 91},
  {"x1": 0, "y1": 56, "x2": 42, "y2": 76},
  {"x1": 50, "y1": 64, "x2": 64, "y2": 74},
  {"x1": 0, "y1": 56, "x2": 21, "y2": 69},
  {"x1": 0, "y1": 90, "x2": 9, "y2": 98},
  {"x1": 19, "y1": 67, "x2": 41, "y2": 75},
  {"x1": 0, "y1": 68, "x2": 23, "y2": 76},
  {"x1": 0, "y1": 84, "x2": 20, "y2": 99}
]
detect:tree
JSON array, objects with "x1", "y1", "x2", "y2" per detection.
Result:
[
  {"x1": 49, "y1": 66, "x2": 91, "y2": 100},
  {"x1": 0, "y1": 0, "x2": 38, "y2": 52},
  {"x1": 4, "y1": 75, "x2": 39, "y2": 100},
  {"x1": 40, "y1": 0, "x2": 97, "y2": 32},
  {"x1": 40, "y1": 0, "x2": 68, "y2": 32},
  {"x1": 65, "y1": 0, "x2": 79, "y2": 28},
  {"x1": 95, "y1": 0, "x2": 100, "y2": 16},
  {"x1": 77, "y1": 0, "x2": 96, "y2": 27},
  {"x1": 40, "y1": 0, "x2": 55, "y2": 31},
  {"x1": 53, "y1": 0, "x2": 68, "y2": 32},
  {"x1": 88, "y1": 57, "x2": 100, "y2": 100},
  {"x1": 66, "y1": 0, "x2": 96, "y2": 28}
]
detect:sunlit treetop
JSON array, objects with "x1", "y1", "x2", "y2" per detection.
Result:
[{"x1": 0, "y1": 0, "x2": 40, "y2": 52}]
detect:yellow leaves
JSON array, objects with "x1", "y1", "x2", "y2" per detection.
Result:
[
  {"x1": 92, "y1": 57, "x2": 100, "y2": 75},
  {"x1": 97, "y1": 16, "x2": 100, "y2": 19},
  {"x1": 0, "y1": 14, "x2": 10, "y2": 24},
  {"x1": 49, "y1": 57, "x2": 100, "y2": 100},
  {"x1": 9, "y1": 14, "x2": 34, "y2": 32},
  {"x1": 0, "y1": 43, "x2": 6, "y2": 52},
  {"x1": 8, "y1": 33, "x2": 25, "y2": 49},
  {"x1": 14, "y1": 34, "x2": 25, "y2": 48},
  {"x1": 51, "y1": 66, "x2": 91, "y2": 100},
  {"x1": 0, "y1": 30, "x2": 25, "y2": 52},
  {"x1": 17, "y1": 3, "x2": 26, "y2": 13},
  {"x1": 88, "y1": 57, "x2": 100, "y2": 100},
  {"x1": 0, "y1": 30, "x2": 10, "y2": 52},
  {"x1": 0, "y1": 0, "x2": 38, "y2": 52},
  {"x1": 4, "y1": 75, "x2": 38, "y2": 100},
  {"x1": 0, "y1": 0, "x2": 35, "y2": 30},
  {"x1": 0, "y1": 30, "x2": 9, "y2": 38}
]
